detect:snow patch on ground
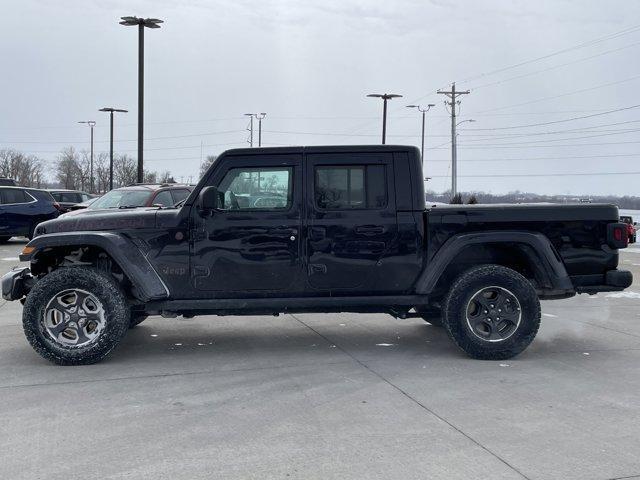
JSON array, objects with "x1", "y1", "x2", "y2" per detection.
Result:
[
  {"x1": 376, "y1": 343, "x2": 396, "y2": 347},
  {"x1": 606, "y1": 291, "x2": 640, "y2": 299},
  {"x1": 1, "y1": 257, "x2": 19, "y2": 262},
  {"x1": 542, "y1": 313, "x2": 558, "y2": 318}
]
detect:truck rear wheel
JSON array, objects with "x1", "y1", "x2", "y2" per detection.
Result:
[
  {"x1": 22, "y1": 267, "x2": 130, "y2": 365},
  {"x1": 443, "y1": 265, "x2": 540, "y2": 360}
]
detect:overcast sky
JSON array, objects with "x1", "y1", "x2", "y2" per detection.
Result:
[{"x1": 2, "y1": 0, "x2": 640, "y2": 195}]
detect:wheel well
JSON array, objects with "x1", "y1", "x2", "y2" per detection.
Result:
[
  {"x1": 30, "y1": 245, "x2": 133, "y2": 295},
  {"x1": 430, "y1": 243, "x2": 540, "y2": 304}
]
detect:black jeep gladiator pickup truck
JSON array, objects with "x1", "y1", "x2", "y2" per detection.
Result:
[{"x1": 1, "y1": 145, "x2": 633, "y2": 365}]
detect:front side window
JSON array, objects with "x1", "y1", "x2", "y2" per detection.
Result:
[
  {"x1": 152, "y1": 190, "x2": 174, "y2": 207},
  {"x1": 217, "y1": 167, "x2": 292, "y2": 211},
  {"x1": 171, "y1": 189, "x2": 190, "y2": 204},
  {"x1": 315, "y1": 165, "x2": 387, "y2": 210}
]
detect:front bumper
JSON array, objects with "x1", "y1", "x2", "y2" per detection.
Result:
[
  {"x1": 575, "y1": 269, "x2": 633, "y2": 294},
  {"x1": 1, "y1": 267, "x2": 34, "y2": 301}
]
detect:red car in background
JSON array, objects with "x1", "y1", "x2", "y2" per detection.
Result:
[
  {"x1": 620, "y1": 215, "x2": 637, "y2": 243},
  {"x1": 70, "y1": 183, "x2": 194, "y2": 211}
]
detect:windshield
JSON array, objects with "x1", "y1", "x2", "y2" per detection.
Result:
[{"x1": 89, "y1": 189, "x2": 151, "y2": 209}]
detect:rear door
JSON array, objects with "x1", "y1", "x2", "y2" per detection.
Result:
[
  {"x1": 0, "y1": 188, "x2": 35, "y2": 236},
  {"x1": 305, "y1": 152, "x2": 398, "y2": 292}
]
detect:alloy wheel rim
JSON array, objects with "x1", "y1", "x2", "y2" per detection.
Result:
[
  {"x1": 465, "y1": 285, "x2": 521, "y2": 342},
  {"x1": 43, "y1": 289, "x2": 106, "y2": 348}
]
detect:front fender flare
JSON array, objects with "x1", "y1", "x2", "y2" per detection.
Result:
[
  {"x1": 22, "y1": 232, "x2": 169, "y2": 302},
  {"x1": 414, "y1": 231, "x2": 574, "y2": 295}
]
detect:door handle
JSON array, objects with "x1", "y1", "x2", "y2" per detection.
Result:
[{"x1": 355, "y1": 225, "x2": 385, "y2": 236}]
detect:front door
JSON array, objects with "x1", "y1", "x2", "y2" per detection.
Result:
[
  {"x1": 191, "y1": 154, "x2": 304, "y2": 293},
  {"x1": 305, "y1": 152, "x2": 399, "y2": 292}
]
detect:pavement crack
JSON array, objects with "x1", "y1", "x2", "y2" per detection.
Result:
[
  {"x1": 289, "y1": 313, "x2": 532, "y2": 480},
  {"x1": 0, "y1": 360, "x2": 352, "y2": 390}
]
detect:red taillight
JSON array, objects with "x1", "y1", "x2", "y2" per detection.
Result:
[
  {"x1": 53, "y1": 202, "x2": 62, "y2": 211},
  {"x1": 614, "y1": 227, "x2": 623, "y2": 241},
  {"x1": 608, "y1": 222, "x2": 629, "y2": 248}
]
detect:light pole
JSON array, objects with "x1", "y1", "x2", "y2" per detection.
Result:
[
  {"x1": 244, "y1": 113, "x2": 254, "y2": 147},
  {"x1": 78, "y1": 120, "x2": 96, "y2": 193},
  {"x1": 99, "y1": 107, "x2": 128, "y2": 191},
  {"x1": 254, "y1": 113, "x2": 266, "y2": 147},
  {"x1": 406, "y1": 103, "x2": 435, "y2": 174},
  {"x1": 452, "y1": 119, "x2": 475, "y2": 196},
  {"x1": 367, "y1": 93, "x2": 402, "y2": 144},
  {"x1": 119, "y1": 16, "x2": 163, "y2": 183}
]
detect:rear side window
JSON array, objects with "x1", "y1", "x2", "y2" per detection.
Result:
[
  {"x1": 55, "y1": 192, "x2": 82, "y2": 203},
  {"x1": 315, "y1": 165, "x2": 387, "y2": 210},
  {"x1": 0, "y1": 188, "x2": 31, "y2": 205}
]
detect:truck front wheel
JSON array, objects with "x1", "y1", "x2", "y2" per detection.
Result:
[
  {"x1": 443, "y1": 265, "x2": 540, "y2": 360},
  {"x1": 22, "y1": 267, "x2": 130, "y2": 365}
]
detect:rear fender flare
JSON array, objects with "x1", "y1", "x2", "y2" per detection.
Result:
[
  {"x1": 414, "y1": 231, "x2": 573, "y2": 295},
  {"x1": 23, "y1": 232, "x2": 169, "y2": 302}
]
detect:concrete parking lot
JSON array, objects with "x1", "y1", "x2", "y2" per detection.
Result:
[{"x1": 1, "y1": 238, "x2": 639, "y2": 480}]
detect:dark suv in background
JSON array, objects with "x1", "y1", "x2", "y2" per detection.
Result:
[
  {"x1": 78, "y1": 183, "x2": 193, "y2": 211},
  {"x1": 0, "y1": 187, "x2": 60, "y2": 241},
  {"x1": 47, "y1": 189, "x2": 94, "y2": 212}
]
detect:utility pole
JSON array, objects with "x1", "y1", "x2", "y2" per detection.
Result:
[
  {"x1": 255, "y1": 113, "x2": 266, "y2": 147},
  {"x1": 437, "y1": 83, "x2": 470, "y2": 197},
  {"x1": 99, "y1": 108, "x2": 128, "y2": 191},
  {"x1": 78, "y1": 120, "x2": 96, "y2": 193},
  {"x1": 244, "y1": 113, "x2": 254, "y2": 147},
  {"x1": 406, "y1": 103, "x2": 435, "y2": 175},
  {"x1": 367, "y1": 93, "x2": 402, "y2": 144},
  {"x1": 120, "y1": 16, "x2": 163, "y2": 183}
]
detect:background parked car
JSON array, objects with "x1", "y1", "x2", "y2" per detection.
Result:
[
  {"x1": 46, "y1": 189, "x2": 94, "y2": 212},
  {"x1": 80, "y1": 183, "x2": 193, "y2": 210},
  {"x1": 0, "y1": 178, "x2": 17, "y2": 186},
  {"x1": 620, "y1": 215, "x2": 637, "y2": 243},
  {"x1": 67, "y1": 197, "x2": 99, "y2": 211},
  {"x1": 0, "y1": 186, "x2": 60, "y2": 241}
]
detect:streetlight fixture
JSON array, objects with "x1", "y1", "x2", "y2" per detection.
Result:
[
  {"x1": 244, "y1": 113, "x2": 255, "y2": 147},
  {"x1": 119, "y1": 16, "x2": 163, "y2": 183},
  {"x1": 254, "y1": 113, "x2": 266, "y2": 147},
  {"x1": 406, "y1": 103, "x2": 435, "y2": 172},
  {"x1": 451, "y1": 119, "x2": 476, "y2": 196},
  {"x1": 367, "y1": 93, "x2": 402, "y2": 144},
  {"x1": 78, "y1": 120, "x2": 96, "y2": 193},
  {"x1": 99, "y1": 107, "x2": 128, "y2": 191}
]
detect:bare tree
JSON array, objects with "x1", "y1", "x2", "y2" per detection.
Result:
[
  {"x1": 94, "y1": 152, "x2": 110, "y2": 193},
  {"x1": 113, "y1": 154, "x2": 137, "y2": 187},
  {"x1": 199, "y1": 155, "x2": 217, "y2": 178},
  {"x1": 0, "y1": 149, "x2": 46, "y2": 187},
  {"x1": 55, "y1": 147, "x2": 81, "y2": 189}
]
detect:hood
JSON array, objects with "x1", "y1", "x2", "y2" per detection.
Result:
[{"x1": 35, "y1": 208, "x2": 159, "y2": 235}]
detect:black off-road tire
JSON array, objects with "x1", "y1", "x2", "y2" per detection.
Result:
[
  {"x1": 416, "y1": 306, "x2": 444, "y2": 327},
  {"x1": 443, "y1": 264, "x2": 540, "y2": 360},
  {"x1": 129, "y1": 314, "x2": 148, "y2": 328},
  {"x1": 23, "y1": 267, "x2": 130, "y2": 365}
]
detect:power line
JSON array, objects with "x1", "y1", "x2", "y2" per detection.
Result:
[
  {"x1": 476, "y1": 75, "x2": 640, "y2": 114},
  {"x1": 426, "y1": 153, "x2": 639, "y2": 162},
  {"x1": 469, "y1": 40, "x2": 640, "y2": 91},
  {"x1": 463, "y1": 104, "x2": 640, "y2": 130},
  {"x1": 429, "y1": 171, "x2": 640, "y2": 178},
  {"x1": 459, "y1": 24, "x2": 640, "y2": 84}
]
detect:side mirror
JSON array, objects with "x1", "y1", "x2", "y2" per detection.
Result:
[{"x1": 198, "y1": 186, "x2": 223, "y2": 214}]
